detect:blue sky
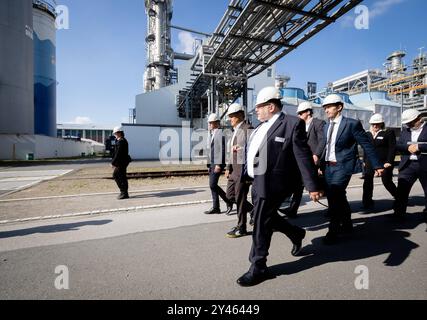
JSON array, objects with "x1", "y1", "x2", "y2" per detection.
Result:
[{"x1": 56, "y1": 0, "x2": 427, "y2": 125}]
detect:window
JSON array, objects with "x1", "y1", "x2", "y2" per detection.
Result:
[{"x1": 267, "y1": 68, "x2": 272, "y2": 78}]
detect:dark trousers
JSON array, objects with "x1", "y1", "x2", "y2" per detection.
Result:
[
  {"x1": 325, "y1": 164, "x2": 352, "y2": 234},
  {"x1": 113, "y1": 166, "x2": 128, "y2": 194},
  {"x1": 289, "y1": 183, "x2": 304, "y2": 213},
  {"x1": 226, "y1": 176, "x2": 253, "y2": 231},
  {"x1": 394, "y1": 161, "x2": 427, "y2": 214},
  {"x1": 249, "y1": 186, "x2": 303, "y2": 275},
  {"x1": 363, "y1": 166, "x2": 397, "y2": 204},
  {"x1": 209, "y1": 168, "x2": 228, "y2": 209}
]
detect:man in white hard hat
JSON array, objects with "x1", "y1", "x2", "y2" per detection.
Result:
[
  {"x1": 111, "y1": 126, "x2": 132, "y2": 199},
  {"x1": 205, "y1": 113, "x2": 233, "y2": 214},
  {"x1": 279, "y1": 101, "x2": 327, "y2": 218},
  {"x1": 321, "y1": 94, "x2": 383, "y2": 244},
  {"x1": 362, "y1": 113, "x2": 397, "y2": 209},
  {"x1": 224, "y1": 103, "x2": 254, "y2": 238},
  {"x1": 394, "y1": 109, "x2": 427, "y2": 217},
  {"x1": 236, "y1": 86, "x2": 323, "y2": 287}
]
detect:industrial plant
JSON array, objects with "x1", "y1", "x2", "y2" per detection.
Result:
[{"x1": 0, "y1": 0, "x2": 425, "y2": 160}]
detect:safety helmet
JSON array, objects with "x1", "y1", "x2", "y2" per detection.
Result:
[
  {"x1": 322, "y1": 94, "x2": 344, "y2": 107},
  {"x1": 227, "y1": 103, "x2": 245, "y2": 116},
  {"x1": 113, "y1": 126, "x2": 124, "y2": 134},
  {"x1": 369, "y1": 113, "x2": 384, "y2": 124},
  {"x1": 401, "y1": 109, "x2": 421, "y2": 124},
  {"x1": 297, "y1": 101, "x2": 313, "y2": 114},
  {"x1": 255, "y1": 87, "x2": 282, "y2": 106},
  {"x1": 207, "y1": 113, "x2": 219, "y2": 123}
]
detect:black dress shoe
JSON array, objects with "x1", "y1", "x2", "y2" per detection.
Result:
[
  {"x1": 204, "y1": 207, "x2": 221, "y2": 214},
  {"x1": 236, "y1": 271, "x2": 275, "y2": 287},
  {"x1": 340, "y1": 223, "x2": 354, "y2": 234},
  {"x1": 291, "y1": 229, "x2": 306, "y2": 256},
  {"x1": 323, "y1": 232, "x2": 338, "y2": 245},
  {"x1": 117, "y1": 193, "x2": 129, "y2": 200},
  {"x1": 362, "y1": 201, "x2": 374, "y2": 210},
  {"x1": 225, "y1": 203, "x2": 234, "y2": 215}
]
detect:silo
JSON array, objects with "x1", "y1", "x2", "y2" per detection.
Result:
[
  {"x1": 0, "y1": 0, "x2": 34, "y2": 135},
  {"x1": 33, "y1": 0, "x2": 56, "y2": 137}
]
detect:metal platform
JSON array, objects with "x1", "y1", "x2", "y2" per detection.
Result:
[{"x1": 177, "y1": 0, "x2": 363, "y2": 118}]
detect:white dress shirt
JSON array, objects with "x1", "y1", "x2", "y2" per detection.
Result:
[
  {"x1": 325, "y1": 114, "x2": 343, "y2": 162},
  {"x1": 231, "y1": 121, "x2": 243, "y2": 146},
  {"x1": 305, "y1": 117, "x2": 313, "y2": 133},
  {"x1": 247, "y1": 113, "x2": 281, "y2": 178},
  {"x1": 410, "y1": 122, "x2": 425, "y2": 160}
]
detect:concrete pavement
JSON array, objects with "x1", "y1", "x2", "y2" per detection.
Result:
[{"x1": 0, "y1": 183, "x2": 426, "y2": 300}]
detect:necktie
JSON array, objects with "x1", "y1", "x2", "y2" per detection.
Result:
[{"x1": 326, "y1": 121, "x2": 336, "y2": 161}]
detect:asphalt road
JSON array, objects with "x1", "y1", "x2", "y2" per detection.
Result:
[{"x1": 0, "y1": 183, "x2": 426, "y2": 300}]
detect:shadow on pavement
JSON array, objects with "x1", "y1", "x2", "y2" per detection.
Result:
[
  {"x1": 0, "y1": 220, "x2": 113, "y2": 239},
  {"x1": 131, "y1": 189, "x2": 204, "y2": 199},
  {"x1": 268, "y1": 198, "x2": 426, "y2": 279}
]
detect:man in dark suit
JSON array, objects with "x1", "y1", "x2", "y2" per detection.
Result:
[
  {"x1": 321, "y1": 94, "x2": 383, "y2": 244},
  {"x1": 111, "y1": 126, "x2": 131, "y2": 200},
  {"x1": 394, "y1": 109, "x2": 427, "y2": 217},
  {"x1": 362, "y1": 113, "x2": 397, "y2": 209},
  {"x1": 224, "y1": 103, "x2": 254, "y2": 238},
  {"x1": 280, "y1": 101, "x2": 326, "y2": 218},
  {"x1": 205, "y1": 113, "x2": 233, "y2": 215},
  {"x1": 237, "y1": 87, "x2": 323, "y2": 287}
]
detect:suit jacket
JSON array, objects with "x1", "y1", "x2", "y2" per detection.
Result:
[
  {"x1": 208, "y1": 129, "x2": 226, "y2": 169},
  {"x1": 307, "y1": 118, "x2": 326, "y2": 157},
  {"x1": 396, "y1": 123, "x2": 427, "y2": 171},
  {"x1": 364, "y1": 130, "x2": 396, "y2": 170},
  {"x1": 321, "y1": 116, "x2": 381, "y2": 175},
  {"x1": 111, "y1": 138, "x2": 130, "y2": 168},
  {"x1": 247, "y1": 112, "x2": 320, "y2": 200},
  {"x1": 226, "y1": 121, "x2": 253, "y2": 181}
]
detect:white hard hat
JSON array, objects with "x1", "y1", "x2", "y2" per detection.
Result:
[
  {"x1": 113, "y1": 126, "x2": 124, "y2": 134},
  {"x1": 256, "y1": 86, "x2": 282, "y2": 106},
  {"x1": 227, "y1": 103, "x2": 245, "y2": 116},
  {"x1": 401, "y1": 109, "x2": 421, "y2": 124},
  {"x1": 369, "y1": 113, "x2": 384, "y2": 124},
  {"x1": 297, "y1": 101, "x2": 313, "y2": 114},
  {"x1": 322, "y1": 94, "x2": 344, "y2": 107},
  {"x1": 207, "y1": 113, "x2": 219, "y2": 123}
]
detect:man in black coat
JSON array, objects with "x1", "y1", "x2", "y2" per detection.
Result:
[
  {"x1": 237, "y1": 87, "x2": 323, "y2": 287},
  {"x1": 394, "y1": 109, "x2": 427, "y2": 217},
  {"x1": 111, "y1": 126, "x2": 131, "y2": 200},
  {"x1": 280, "y1": 101, "x2": 326, "y2": 218},
  {"x1": 362, "y1": 113, "x2": 397, "y2": 209},
  {"x1": 204, "y1": 114, "x2": 233, "y2": 214}
]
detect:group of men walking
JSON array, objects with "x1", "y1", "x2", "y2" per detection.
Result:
[{"x1": 205, "y1": 86, "x2": 427, "y2": 287}]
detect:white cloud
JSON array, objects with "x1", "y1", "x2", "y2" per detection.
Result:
[
  {"x1": 370, "y1": 0, "x2": 405, "y2": 18},
  {"x1": 177, "y1": 31, "x2": 196, "y2": 54},
  {"x1": 70, "y1": 116, "x2": 92, "y2": 125},
  {"x1": 340, "y1": 0, "x2": 405, "y2": 28}
]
